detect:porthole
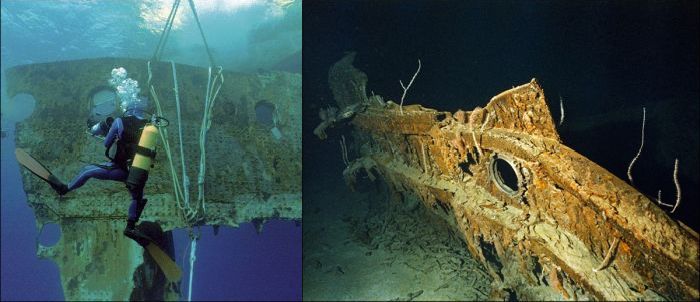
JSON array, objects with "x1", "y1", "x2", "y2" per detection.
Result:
[
  {"x1": 490, "y1": 155, "x2": 520, "y2": 196},
  {"x1": 91, "y1": 88, "x2": 117, "y2": 116},
  {"x1": 38, "y1": 223, "x2": 61, "y2": 247},
  {"x1": 255, "y1": 100, "x2": 275, "y2": 128},
  {"x1": 6, "y1": 93, "x2": 36, "y2": 121}
]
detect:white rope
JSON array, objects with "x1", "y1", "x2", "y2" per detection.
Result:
[
  {"x1": 627, "y1": 107, "x2": 646, "y2": 184},
  {"x1": 148, "y1": 61, "x2": 191, "y2": 221},
  {"x1": 146, "y1": 0, "x2": 227, "y2": 224},
  {"x1": 172, "y1": 61, "x2": 191, "y2": 209},
  {"x1": 196, "y1": 67, "x2": 212, "y2": 213},
  {"x1": 187, "y1": 0, "x2": 216, "y2": 66},
  {"x1": 153, "y1": 0, "x2": 181, "y2": 61},
  {"x1": 195, "y1": 66, "x2": 224, "y2": 216},
  {"x1": 399, "y1": 59, "x2": 421, "y2": 115},
  {"x1": 150, "y1": 1, "x2": 225, "y2": 223},
  {"x1": 145, "y1": 3, "x2": 226, "y2": 300},
  {"x1": 187, "y1": 235, "x2": 198, "y2": 302}
]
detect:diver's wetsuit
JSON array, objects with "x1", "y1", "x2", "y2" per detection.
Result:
[{"x1": 66, "y1": 112, "x2": 148, "y2": 225}]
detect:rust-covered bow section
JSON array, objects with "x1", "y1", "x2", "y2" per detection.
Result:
[{"x1": 317, "y1": 54, "x2": 699, "y2": 300}]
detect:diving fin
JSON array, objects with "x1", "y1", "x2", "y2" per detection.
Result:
[
  {"x1": 124, "y1": 227, "x2": 152, "y2": 247},
  {"x1": 125, "y1": 228, "x2": 183, "y2": 282},
  {"x1": 146, "y1": 242, "x2": 183, "y2": 282},
  {"x1": 15, "y1": 148, "x2": 52, "y2": 180},
  {"x1": 15, "y1": 148, "x2": 68, "y2": 195}
]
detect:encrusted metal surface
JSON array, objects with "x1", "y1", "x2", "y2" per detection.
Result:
[
  {"x1": 320, "y1": 54, "x2": 699, "y2": 300},
  {"x1": 7, "y1": 57, "x2": 301, "y2": 300}
]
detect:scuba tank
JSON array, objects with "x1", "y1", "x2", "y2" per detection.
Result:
[
  {"x1": 126, "y1": 123, "x2": 158, "y2": 190},
  {"x1": 126, "y1": 114, "x2": 168, "y2": 190},
  {"x1": 93, "y1": 105, "x2": 168, "y2": 190}
]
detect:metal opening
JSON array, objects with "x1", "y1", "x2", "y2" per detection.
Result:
[
  {"x1": 255, "y1": 100, "x2": 275, "y2": 127},
  {"x1": 38, "y1": 223, "x2": 61, "y2": 247},
  {"x1": 90, "y1": 87, "x2": 117, "y2": 118},
  {"x1": 490, "y1": 155, "x2": 520, "y2": 196},
  {"x1": 6, "y1": 93, "x2": 36, "y2": 122}
]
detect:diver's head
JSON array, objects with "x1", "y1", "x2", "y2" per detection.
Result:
[{"x1": 122, "y1": 96, "x2": 149, "y2": 119}]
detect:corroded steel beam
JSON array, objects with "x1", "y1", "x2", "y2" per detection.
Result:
[{"x1": 320, "y1": 54, "x2": 698, "y2": 300}]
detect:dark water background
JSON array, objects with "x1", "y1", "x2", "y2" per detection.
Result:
[{"x1": 303, "y1": 0, "x2": 699, "y2": 232}]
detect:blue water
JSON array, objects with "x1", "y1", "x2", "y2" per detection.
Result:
[{"x1": 1, "y1": 0, "x2": 301, "y2": 300}]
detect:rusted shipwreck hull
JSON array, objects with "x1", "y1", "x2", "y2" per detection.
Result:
[
  {"x1": 317, "y1": 54, "x2": 699, "y2": 300},
  {"x1": 6, "y1": 57, "x2": 301, "y2": 300}
]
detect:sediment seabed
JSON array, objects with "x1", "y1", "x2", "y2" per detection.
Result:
[{"x1": 303, "y1": 176, "x2": 492, "y2": 301}]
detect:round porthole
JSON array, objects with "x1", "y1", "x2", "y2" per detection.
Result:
[
  {"x1": 90, "y1": 88, "x2": 117, "y2": 117},
  {"x1": 490, "y1": 155, "x2": 520, "y2": 196},
  {"x1": 5, "y1": 93, "x2": 36, "y2": 122},
  {"x1": 255, "y1": 100, "x2": 276, "y2": 128},
  {"x1": 38, "y1": 223, "x2": 61, "y2": 247}
]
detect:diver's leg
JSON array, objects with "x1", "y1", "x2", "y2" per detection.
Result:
[
  {"x1": 66, "y1": 164, "x2": 128, "y2": 192},
  {"x1": 124, "y1": 185, "x2": 149, "y2": 245},
  {"x1": 47, "y1": 175, "x2": 69, "y2": 196},
  {"x1": 126, "y1": 186, "x2": 146, "y2": 225}
]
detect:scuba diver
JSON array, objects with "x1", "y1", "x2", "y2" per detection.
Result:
[
  {"x1": 15, "y1": 67, "x2": 182, "y2": 281},
  {"x1": 46, "y1": 67, "x2": 154, "y2": 241}
]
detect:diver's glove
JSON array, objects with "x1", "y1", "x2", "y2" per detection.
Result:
[{"x1": 88, "y1": 117, "x2": 114, "y2": 137}]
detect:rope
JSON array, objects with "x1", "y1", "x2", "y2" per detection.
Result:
[
  {"x1": 196, "y1": 66, "x2": 224, "y2": 215},
  {"x1": 153, "y1": 0, "x2": 181, "y2": 61},
  {"x1": 187, "y1": 228, "x2": 200, "y2": 302},
  {"x1": 180, "y1": 233, "x2": 190, "y2": 264},
  {"x1": 145, "y1": 2, "x2": 225, "y2": 300},
  {"x1": 147, "y1": 61, "x2": 191, "y2": 222},
  {"x1": 187, "y1": 0, "x2": 216, "y2": 66},
  {"x1": 196, "y1": 67, "x2": 212, "y2": 213},
  {"x1": 147, "y1": 0, "x2": 227, "y2": 224},
  {"x1": 151, "y1": 0, "x2": 224, "y2": 223},
  {"x1": 172, "y1": 61, "x2": 191, "y2": 209}
]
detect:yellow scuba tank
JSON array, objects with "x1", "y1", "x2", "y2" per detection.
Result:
[{"x1": 127, "y1": 124, "x2": 158, "y2": 189}]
